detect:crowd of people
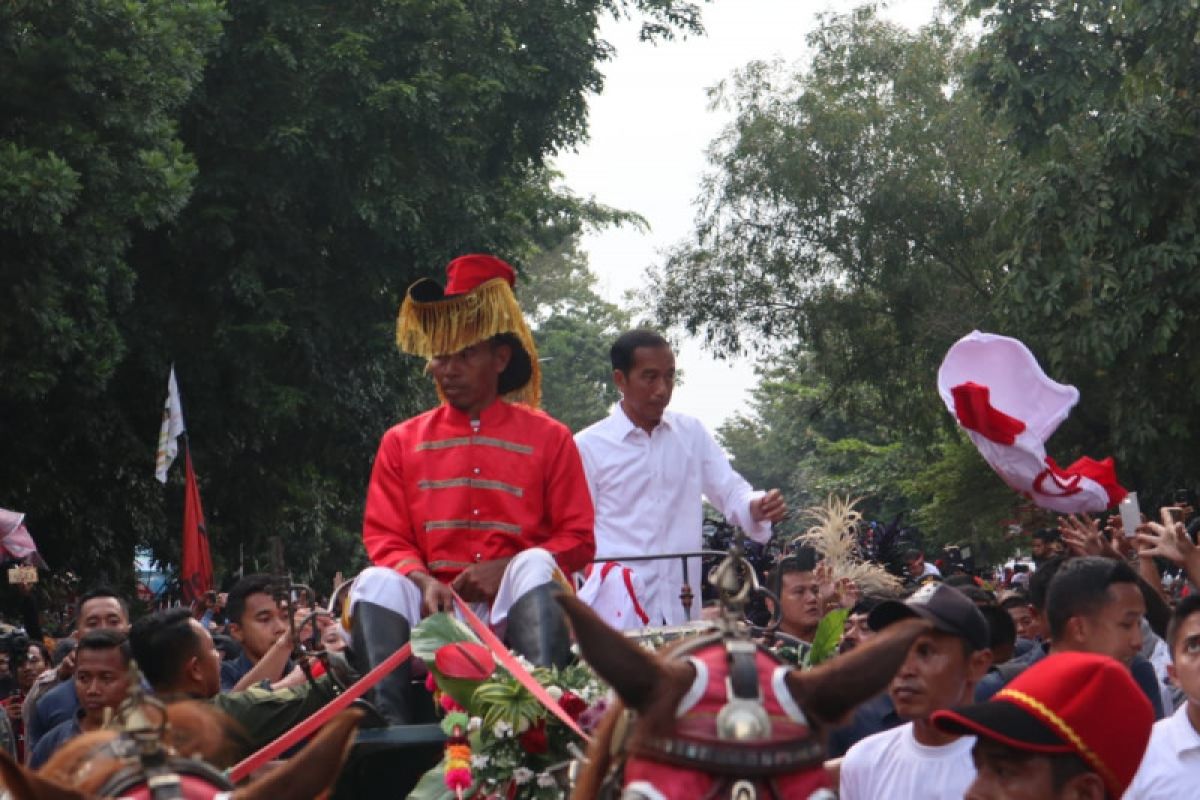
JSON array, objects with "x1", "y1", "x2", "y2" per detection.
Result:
[{"x1": 1, "y1": 253, "x2": 1198, "y2": 799}]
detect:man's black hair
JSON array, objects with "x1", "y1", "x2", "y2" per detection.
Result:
[
  {"x1": 51, "y1": 638, "x2": 76, "y2": 666},
  {"x1": 903, "y1": 548, "x2": 922, "y2": 562},
  {"x1": 1045, "y1": 557, "x2": 1139, "y2": 641},
  {"x1": 226, "y1": 574, "x2": 278, "y2": 627},
  {"x1": 610, "y1": 329, "x2": 670, "y2": 374},
  {"x1": 769, "y1": 548, "x2": 818, "y2": 600},
  {"x1": 956, "y1": 584, "x2": 998, "y2": 607},
  {"x1": 1032, "y1": 528, "x2": 1061, "y2": 544},
  {"x1": 77, "y1": 628, "x2": 132, "y2": 665},
  {"x1": 1000, "y1": 591, "x2": 1032, "y2": 612},
  {"x1": 76, "y1": 586, "x2": 129, "y2": 621},
  {"x1": 1028, "y1": 555, "x2": 1067, "y2": 612},
  {"x1": 979, "y1": 605, "x2": 1016, "y2": 652},
  {"x1": 1167, "y1": 594, "x2": 1200, "y2": 656},
  {"x1": 129, "y1": 608, "x2": 201, "y2": 691},
  {"x1": 849, "y1": 595, "x2": 885, "y2": 617}
]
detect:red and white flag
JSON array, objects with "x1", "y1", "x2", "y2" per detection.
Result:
[{"x1": 937, "y1": 331, "x2": 1126, "y2": 514}]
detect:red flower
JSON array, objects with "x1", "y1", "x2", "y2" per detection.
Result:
[
  {"x1": 559, "y1": 691, "x2": 588, "y2": 720},
  {"x1": 518, "y1": 720, "x2": 548, "y2": 754}
]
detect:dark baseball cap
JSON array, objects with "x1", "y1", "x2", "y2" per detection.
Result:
[{"x1": 868, "y1": 582, "x2": 990, "y2": 651}]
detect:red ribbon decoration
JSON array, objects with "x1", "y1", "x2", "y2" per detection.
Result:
[
  {"x1": 451, "y1": 591, "x2": 592, "y2": 744},
  {"x1": 228, "y1": 643, "x2": 412, "y2": 782}
]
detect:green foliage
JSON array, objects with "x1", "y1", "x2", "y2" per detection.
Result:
[
  {"x1": 804, "y1": 608, "x2": 848, "y2": 667},
  {"x1": 411, "y1": 613, "x2": 479, "y2": 662},
  {"x1": 0, "y1": 0, "x2": 706, "y2": 597},
  {"x1": 525, "y1": 237, "x2": 633, "y2": 432},
  {"x1": 663, "y1": 2, "x2": 1200, "y2": 558}
]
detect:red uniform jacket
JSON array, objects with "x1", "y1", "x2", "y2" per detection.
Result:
[{"x1": 363, "y1": 400, "x2": 595, "y2": 583}]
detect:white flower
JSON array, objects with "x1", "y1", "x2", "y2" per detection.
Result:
[
  {"x1": 467, "y1": 716, "x2": 482, "y2": 732},
  {"x1": 536, "y1": 772, "x2": 557, "y2": 788},
  {"x1": 517, "y1": 716, "x2": 531, "y2": 733},
  {"x1": 545, "y1": 685, "x2": 563, "y2": 701},
  {"x1": 512, "y1": 767, "x2": 535, "y2": 785},
  {"x1": 493, "y1": 720, "x2": 513, "y2": 738},
  {"x1": 470, "y1": 753, "x2": 490, "y2": 769}
]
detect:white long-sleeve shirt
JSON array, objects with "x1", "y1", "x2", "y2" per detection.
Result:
[{"x1": 574, "y1": 405, "x2": 771, "y2": 625}]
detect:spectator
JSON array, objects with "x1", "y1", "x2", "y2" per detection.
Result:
[
  {"x1": 839, "y1": 584, "x2": 992, "y2": 800},
  {"x1": 24, "y1": 587, "x2": 128, "y2": 759},
  {"x1": 979, "y1": 605, "x2": 1018, "y2": 665},
  {"x1": 1126, "y1": 594, "x2": 1200, "y2": 797},
  {"x1": 1031, "y1": 528, "x2": 1062, "y2": 566},
  {"x1": 29, "y1": 630, "x2": 132, "y2": 768},
  {"x1": 841, "y1": 596, "x2": 883, "y2": 654},
  {"x1": 221, "y1": 574, "x2": 291, "y2": 693},
  {"x1": 1000, "y1": 589, "x2": 1045, "y2": 643},
  {"x1": 974, "y1": 557, "x2": 1165, "y2": 719},
  {"x1": 904, "y1": 549, "x2": 942, "y2": 581},
  {"x1": 130, "y1": 608, "x2": 333, "y2": 759},
  {"x1": 0, "y1": 641, "x2": 49, "y2": 761},
  {"x1": 766, "y1": 549, "x2": 822, "y2": 654},
  {"x1": 934, "y1": 652, "x2": 1154, "y2": 799}
]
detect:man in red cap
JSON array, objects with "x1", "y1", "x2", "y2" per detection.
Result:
[
  {"x1": 932, "y1": 652, "x2": 1154, "y2": 799},
  {"x1": 349, "y1": 254, "x2": 595, "y2": 724}
]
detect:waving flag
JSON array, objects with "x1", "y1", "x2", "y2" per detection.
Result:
[
  {"x1": 937, "y1": 331, "x2": 1126, "y2": 514},
  {"x1": 181, "y1": 448, "x2": 214, "y2": 601},
  {"x1": 0, "y1": 509, "x2": 47, "y2": 567},
  {"x1": 155, "y1": 366, "x2": 186, "y2": 483}
]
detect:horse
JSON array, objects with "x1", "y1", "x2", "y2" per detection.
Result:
[
  {"x1": 0, "y1": 699, "x2": 362, "y2": 800},
  {"x1": 558, "y1": 594, "x2": 930, "y2": 800}
]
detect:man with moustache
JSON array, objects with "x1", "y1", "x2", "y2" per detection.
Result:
[{"x1": 839, "y1": 583, "x2": 993, "y2": 800}]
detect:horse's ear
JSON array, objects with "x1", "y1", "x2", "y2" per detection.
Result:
[
  {"x1": 784, "y1": 617, "x2": 929, "y2": 727},
  {"x1": 232, "y1": 708, "x2": 363, "y2": 800},
  {"x1": 557, "y1": 595, "x2": 667, "y2": 712},
  {"x1": 0, "y1": 748, "x2": 90, "y2": 800}
]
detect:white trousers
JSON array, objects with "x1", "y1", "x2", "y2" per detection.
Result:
[{"x1": 348, "y1": 547, "x2": 559, "y2": 628}]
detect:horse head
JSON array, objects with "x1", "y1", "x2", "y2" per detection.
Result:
[
  {"x1": 0, "y1": 702, "x2": 362, "y2": 800},
  {"x1": 559, "y1": 594, "x2": 928, "y2": 800}
]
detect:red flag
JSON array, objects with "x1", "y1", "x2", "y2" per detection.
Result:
[{"x1": 182, "y1": 447, "x2": 214, "y2": 602}]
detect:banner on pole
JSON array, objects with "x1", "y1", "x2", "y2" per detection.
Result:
[
  {"x1": 181, "y1": 448, "x2": 214, "y2": 602},
  {"x1": 155, "y1": 366, "x2": 186, "y2": 483}
]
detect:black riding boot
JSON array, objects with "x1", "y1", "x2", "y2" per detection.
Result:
[
  {"x1": 349, "y1": 600, "x2": 414, "y2": 726},
  {"x1": 504, "y1": 582, "x2": 572, "y2": 669}
]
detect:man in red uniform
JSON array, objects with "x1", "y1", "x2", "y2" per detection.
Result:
[{"x1": 351, "y1": 254, "x2": 595, "y2": 724}]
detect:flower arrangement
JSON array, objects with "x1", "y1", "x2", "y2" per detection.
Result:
[{"x1": 407, "y1": 614, "x2": 609, "y2": 800}]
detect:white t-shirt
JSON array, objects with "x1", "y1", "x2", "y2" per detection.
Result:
[
  {"x1": 1124, "y1": 703, "x2": 1200, "y2": 799},
  {"x1": 840, "y1": 722, "x2": 977, "y2": 800}
]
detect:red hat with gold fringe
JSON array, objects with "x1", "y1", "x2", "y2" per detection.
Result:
[
  {"x1": 932, "y1": 652, "x2": 1153, "y2": 798},
  {"x1": 397, "y1": 254, "x2": 540, "y2": 407}
]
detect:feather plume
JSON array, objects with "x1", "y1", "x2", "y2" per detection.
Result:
[{"x1": 794, "y1": 495, "x2": 903, "y2": 595}]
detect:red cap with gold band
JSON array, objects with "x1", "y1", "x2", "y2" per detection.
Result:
[{"x1": 931, "y1": 652, "x2": 1153, "y2": 798}]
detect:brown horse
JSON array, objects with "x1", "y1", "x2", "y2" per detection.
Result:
[
  {"x1": 0, "y1": 701, "x2": 362, "y2": 800},
  {"x1": 559, "y1": 595, "x2": 929, "y2": 800}
]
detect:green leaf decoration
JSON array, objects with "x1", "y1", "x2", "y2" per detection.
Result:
[
  {"x1": 405, "y1": 759, "x2": 455, "y2": 800},
  {"x1": 440, "y1": 710, "x2": 470, "y2": 737},
  {"x1": 804, "y1": 608, "x2": 849, "y2": 668},
  {"x1": 411, "y1": 613, "x2": 479, "y2": 662}
]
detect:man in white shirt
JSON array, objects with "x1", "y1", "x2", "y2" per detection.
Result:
[
  {"x1": 574, "y1": 330, "x2": 787, "y2": 626},
  {"x1": 839, "y1": 583, "x2": 993, "y2": 800},
  {"x1": 1126, "y1": 594, "x2": 1200, "y2": 798}
]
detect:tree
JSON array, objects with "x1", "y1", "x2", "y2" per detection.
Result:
[
  {"x1": 0, "y1": 0, "x2": 224, "y2": 581},
  {"x1": 524, "y1": 235, "x2": 634, "y2": 432},
  {"x1": 0, "y1": 0, "x2": 707, "y2": 593},
  {"x1": 968, "y1": 0, "x2": 1200, "y2": 495},
  {"x1": 650, "y1": 7, "x2": 1011, "y2": 444}
]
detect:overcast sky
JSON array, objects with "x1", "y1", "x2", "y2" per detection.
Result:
[{"x1": 553, "y1": 0, "x2": 937, "y2": 433}]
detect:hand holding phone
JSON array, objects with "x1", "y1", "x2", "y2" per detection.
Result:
[
  {"x1": 1119, "y1": 493, "x2": 1141, "y2": 538},
  {"x1": 1162, "y1": 506, "x2": 1184, "y2": 526}
]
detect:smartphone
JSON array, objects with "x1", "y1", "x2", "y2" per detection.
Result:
[
  {"x1": 1119, "y1": 493, "x2": 1141, "y2": 538},
  {"x1": 1162, "y1": 506, "x2": 1184, "y2": 526}
]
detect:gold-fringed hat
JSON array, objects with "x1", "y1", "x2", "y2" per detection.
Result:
[{"x1": 397, "y1": 254, "x2": 540, "y2": 407}]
